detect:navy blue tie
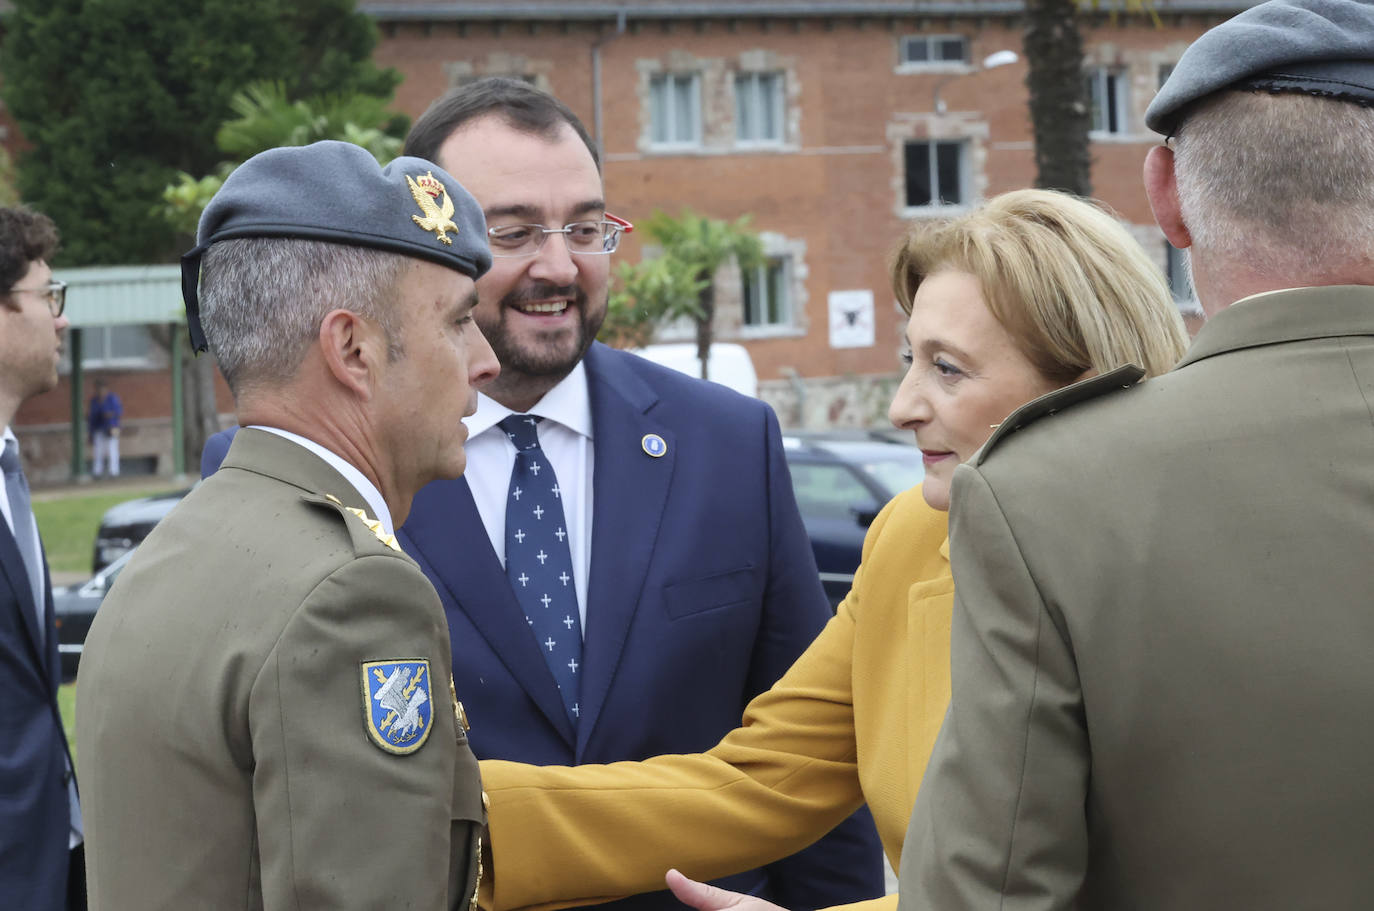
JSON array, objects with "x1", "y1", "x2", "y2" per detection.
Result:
[{"x1": 500, "y1": 415, "x2": 583, "y2": 726}]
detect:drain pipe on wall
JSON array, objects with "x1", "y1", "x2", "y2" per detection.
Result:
[
  {"x1": 781, "y1": 367, "x2": 807, "y2": 430},
  {"x1": 591, "y1": 10, "x2": 628, "y2": 160}
]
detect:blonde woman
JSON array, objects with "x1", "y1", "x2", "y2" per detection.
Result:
[{"x1": 478, "y1": 189, "x2": 1189, "y2": 911}]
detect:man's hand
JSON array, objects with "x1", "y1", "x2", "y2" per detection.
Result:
[{"x1": 664, "y1": 870, "x2": 791, "y2": 911}]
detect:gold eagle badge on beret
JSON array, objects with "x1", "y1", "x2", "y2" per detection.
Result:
[{"x1": 408, "y1": 171, "x2": 460, "y2": 246}]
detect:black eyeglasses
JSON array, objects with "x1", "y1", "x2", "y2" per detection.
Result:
[
  {"x1": 487, "y1": 213, "x2": 635, "y2": 258},
  {"x1": 10, "y1": 279, "x2": 67, "y2": 318}
]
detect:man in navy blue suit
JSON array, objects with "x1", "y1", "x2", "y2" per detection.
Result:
[
  {"x1": 0, "y1": 207, "x2": 83, "y2": 911},
  {"x1": 205, "y1": 78, "x2": 882, "y2": 909}
]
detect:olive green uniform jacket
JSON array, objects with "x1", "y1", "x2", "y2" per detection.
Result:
[
  {"x1": 901, "y1": 286, "x2": 1374, "y2": 910},
  {"x1": 77, "y1": 429, "x2": 484, "y2": 910}
]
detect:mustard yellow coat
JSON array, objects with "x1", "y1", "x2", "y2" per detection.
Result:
[{"x1": 481, "y1": 485, "x2": 952, "y2": 911}]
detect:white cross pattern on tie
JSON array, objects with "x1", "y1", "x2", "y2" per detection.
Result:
[{"x1": 500, "y1": 413, "x2": 583, "y2": 727}]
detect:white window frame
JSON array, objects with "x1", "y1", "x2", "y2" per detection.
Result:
[
  {"x1": 741, "y1": 257, "x2": 792, "y2": 331},
  {"x1": 734, "y1": 72, "x2": 785, "y2": 146},
  {"x1": 898, "y1": 34, "x2": 969, "y2": 69},
  {"x1": 1086, "y1": 66, "x2": 1131, "y2": 136},
  {"x1": 902, "y1": 139, "x2": 969, "y2": 212},
  {"x1": 61, "y1": 324, "x2": 162, "y2": 373},
  {"x1": 649, "y1": 73, "x2": 703, "y2": 149}
]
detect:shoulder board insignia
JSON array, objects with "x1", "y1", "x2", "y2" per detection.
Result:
[
  {"x1": 325, "y1": 494, "x2": 402, "y2": 552},
  {"x1": 974, "y1": 364, "x2": 1145, "y2": 466},
  {"x1": 362, "y1": 659, "x2": 435, "y2": 754}
]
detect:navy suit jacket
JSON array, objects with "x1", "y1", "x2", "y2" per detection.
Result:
[
  {"x1": 202, "y1": 343, "x2": 883, "y2": 910},
  {"x1": 1, "y1": 505, "x2": 75, "y2": 910}
]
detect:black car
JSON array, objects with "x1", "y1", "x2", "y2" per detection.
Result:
[
  {"x1": 782, "y1": 433, "x2": 925, "y2": 609},
  {"x1": 92, "y1": 487, "x2": 192, "y2": 572},
  {"x1": 54, "y1": 548, "x2": 135, "y2": 681}
]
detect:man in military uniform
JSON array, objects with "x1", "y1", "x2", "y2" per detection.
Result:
[
  {"x1": 900, "y1": 1, "x2": 1374, "y2": 909},
  {"x1": 76, "y1": 141, "x2": 499, "y2": 909}
]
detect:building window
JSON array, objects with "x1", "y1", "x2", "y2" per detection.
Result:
[
  {"x1": 650, "y1": 73, "x2": 702, "y2": 147},
  {"x1": 1166, "y1": 243, "x2": 1194, "y2": 304},
  {"x1": 903, "y1": 140, "x2": 966, "y2": 209},
  {"x1": 742, "y1": 258, "x2": 790, "y2": 327},
  {"x1": 63, "y1": 325, "x2": 159, "y2": 371},
  {"x1": 735, "y1": 72, "x2": 784, "y2": 145},
  {"x1": 1085, "y1": 66, "x2": 1130, "y2": 135},
  {"x1": 900, "y1": 35, "x2": 968, "y2": 66}
]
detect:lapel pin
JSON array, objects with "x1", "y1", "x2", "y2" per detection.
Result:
[{"x1": 641, "y1": 434, "x2": 667, "y2": 458}]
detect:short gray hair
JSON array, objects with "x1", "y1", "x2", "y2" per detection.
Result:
[
  {"x1": 1174, "y1": 91, "x2": 1374, "y2": 265},
  {"x1": 200, "y1": 237, "x2": 409, "y2": 394}
]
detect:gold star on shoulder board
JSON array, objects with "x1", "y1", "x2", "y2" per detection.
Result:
[{"x1": 325, "y1": 494, "x2": 402, "y2": 552}]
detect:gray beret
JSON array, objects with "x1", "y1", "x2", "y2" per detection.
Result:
[
  {"x1": 1146, "y1": 0, "x2": 1374, "y2": 135},
  {"x1": 181, "y1": 140, "x2": 491, "y2": 352}
]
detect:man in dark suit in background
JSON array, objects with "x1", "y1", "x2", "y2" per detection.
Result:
[
  {"x1": 205, "y1": 77, "x2": 883, "y2": 909},
  {"x1": 0, "y1": 206, "x2": 82, "y2": 910}
]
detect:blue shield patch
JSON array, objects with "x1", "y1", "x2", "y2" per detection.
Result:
[{"x1": 361, "y1": 659, "x2": 434, "y2": 755}]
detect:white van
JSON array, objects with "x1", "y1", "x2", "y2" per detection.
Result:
[{"x1": 629, "y1": 342, "x2": 758, "y2": 398}]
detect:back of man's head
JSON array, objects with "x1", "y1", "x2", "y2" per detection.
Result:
[
  {"x1": 405, "y1": 77, "x2": 600, "y2": 171},
  {"x1": 0, "y1": 207, "x2": 58, "y2": 298},
  {"x1": 1147, "y1": 0, "x2": 1374, "y2": 284}
]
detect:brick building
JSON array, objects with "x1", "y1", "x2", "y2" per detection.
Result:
[
  {"x1": 366, "y1": 0, "x2": 1240, "y2": 427},
  {"x1": 10, "y1": 0, "x2": 1249, "y2": 479}
]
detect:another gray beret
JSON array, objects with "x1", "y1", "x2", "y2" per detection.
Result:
[
  {"x1": 1146, "y1": 0, "x2": 1374, "y2": 135},
  {"x1": 181, "y1": 140, "x2": 491, "y2": 352}
]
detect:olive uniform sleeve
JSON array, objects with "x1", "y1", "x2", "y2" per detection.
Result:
[{"x1": 248, "y1": 551, "x2": 480, "y2": 910}]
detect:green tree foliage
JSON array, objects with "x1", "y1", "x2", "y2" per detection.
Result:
[
  {"x1": 160, "y1": 82, "x2": 405, "y2": 237},
  {"x1": 0, "y1": 0, "x2": 400, "y2": 265},
  {"x1": 599, "y1": 210, "x2": 762, "y2": 379}
]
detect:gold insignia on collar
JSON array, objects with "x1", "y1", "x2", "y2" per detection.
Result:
[
  {"x1": 325, "y1": 494, "x2": 402, "y2": 552},
  {"x1": 407, "y1": 171, "x2": 459, "y2": 246}
]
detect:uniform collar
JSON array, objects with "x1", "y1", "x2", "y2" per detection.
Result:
[
  {"x1": 1180, "y1": 285, "x2": 1374, "y2": 370},
  {"x1": 468, "y1": 359, "x2": 593, "y2": 441},
  {"x1": 245, "y1": 425, "x2": 394, "y2": 534}
]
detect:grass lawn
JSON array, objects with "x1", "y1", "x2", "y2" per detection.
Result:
[
  {"x1": 32, "y1": 483, "x2": 180, "y2": 575},
  {"x1": 59, "y1": 681, "x2": 77, "y2": 760}
]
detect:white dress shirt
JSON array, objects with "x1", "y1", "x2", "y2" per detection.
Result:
[
  {"x1": 0, "y1": 426, "x2": 37, "y2": 545},
  {"x1": 461, "y1": 361, "x2": 594, "y2": 632},
  {"x1": 247, "y1": 426, "x2": 395, "y2": 534}
]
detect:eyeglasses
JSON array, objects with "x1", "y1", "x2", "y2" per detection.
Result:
[
  {"x1": 9, "y1": 279, "x2": 67, "y2": 318},
  {"x1": 488, "y1": 213, "x2": 634, "y2": 258}
]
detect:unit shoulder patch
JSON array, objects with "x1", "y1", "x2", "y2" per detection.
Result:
[
  {"x1": 974, "y1": 364, "x2": 1145, "y2": 466},
  {"x1": 361, "y1": 658, "x2": 435, "y2": 754}
]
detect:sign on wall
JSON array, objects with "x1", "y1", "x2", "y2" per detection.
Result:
[{"x1": 828, "y1": 290, "x2": 875, "y2": 349}]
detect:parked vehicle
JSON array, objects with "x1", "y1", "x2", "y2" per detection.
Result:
[
  {"x1": 54, "y1": 548, "x2": 135, "y2": 681},
  {"x1": 781, "y1": 433, "x2": 925, "y2": 609},
  {"x1": 91, "y1": 487, "x2": 192, "y2": 572}
]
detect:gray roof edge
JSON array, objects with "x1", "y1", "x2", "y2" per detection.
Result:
[{"x1": 360, "y1": 1, "x2": 1256, "y2": 22}]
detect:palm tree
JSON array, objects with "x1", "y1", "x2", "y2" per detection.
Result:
[{"x1": 634, "y1": 210, "x2": 763, "y2": 379}]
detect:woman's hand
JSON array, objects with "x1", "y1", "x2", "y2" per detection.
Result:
[{"x1": 664, "y1": 870, "x2": 790, "y2": 911}]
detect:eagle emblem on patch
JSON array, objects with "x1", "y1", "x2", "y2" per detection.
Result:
[
  {"x1": 362, "y1": 659, "x2": 434, "y2": 754},
  {"x1": 407, "y1": 171, "x2": 459, "y2": 246}
]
